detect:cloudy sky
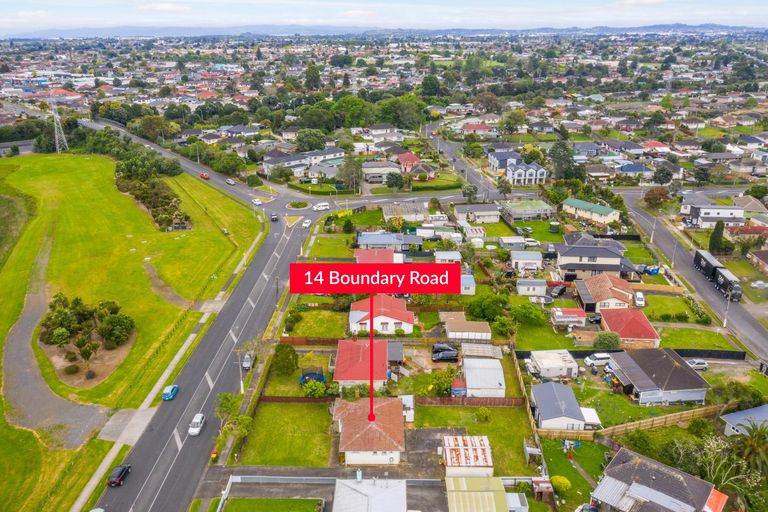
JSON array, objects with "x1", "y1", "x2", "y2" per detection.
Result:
[{"x1": 1, "y1": 0, "x2": 767, "y2": 33}]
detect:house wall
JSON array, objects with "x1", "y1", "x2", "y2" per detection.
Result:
[
  {"x1": 350, "y1": 314, "x2": 414, "y2": 335},
  {"x1": 471, "y1": 212, "x2": 501, "y2": 224},
  {"x1": 562, "y1": 204, "x2": 620, "y2": 225},
  {"x1": 467, "y1": 386, "x2": 506, "y2": 398},
  {"x1": 638, "y1": 388, "x2": 706, "y2": 405},
  {"x1": 539, "y1": 416, "x2": 585, "y2": 430},
  {"x1": 461, "y1": 283, "x2": 476, "y2": 296},
  {"x1": 517, "y1": 285, "x2": 547, "y2": 296},
  {"x1": 595, "y1": 298, "x2": 630, "y2": 312},
  {"x1": 345, "y1": 450, "x2": 401, "y2": 465}
]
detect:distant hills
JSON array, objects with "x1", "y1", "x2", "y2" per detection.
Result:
[{"x1": 5, "y1": 23, "x2": 765, "y2": 39}]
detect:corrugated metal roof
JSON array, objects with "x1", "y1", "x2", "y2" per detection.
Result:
[
  {"x1": 464, "y1": 358, "x2": 505, "y2": 391},
  {"x1": 531, "y1": 382, "x2": 585, "y2": 422},
  {"x1": 443, "y1": 436, "x2": 494, "y2": 468}
]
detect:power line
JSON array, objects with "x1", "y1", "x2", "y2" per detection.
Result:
[{"x1": 51, "y1": 97, "x2": 69, "y2": 154}]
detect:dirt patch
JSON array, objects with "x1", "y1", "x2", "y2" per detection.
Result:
[
  {"x1": 144, "y1": 263, "x2": 192, "y2": 308},
  {"x1": 39, "y1": 331, "x2": 136, "y2": 389}
]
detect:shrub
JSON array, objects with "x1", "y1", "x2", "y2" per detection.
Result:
[
  {"x1": 357, "y1": 330, "x2": 369, "y2": 337},
  {"x1": 246, "y1": 174, "x2": 263, "y2": 187},
  {"x1": 289, "y1": 201, "x2": 309, "y2": 208},
  {"x1": 273, "y1": 344, "x2": 299, "y2": 376},
  {"x1": 64, "y1": 364, "x2": 80, "y2": 375},
  {"x1": 342, "y1": 218, "x2": 354, "y2": 234},
  {"x1": 395, "y1": 328, "x2": 405, "y2": 336},
  {"x1": 303, "y1": 380, "x2": 327, "y2": 398},
  {"x1": 626, "y1": 429, "x2": 651, "y2": 453},
  {"x1": 550, "y1": 475, "x2": 571, "y2": 494},
  {"x1": 515, "y1": 482, "x2": 532, "y2": 495},
  {"x1": 482, "y1": 257, "x2": 493, "y2": 268},
  {"x1": 325, "y1": 382, "x2": 340, "y2": 396},
  {"x1": 85, "y1": 370, "x2": 96, "y2": 380},
  {"x1": 98, "y1": 313, "x2": 135, "y2": 346},
  {"x1": 475, "y1": 407, "x2": 491, "y2": 423},
  {"x1": 687, "y1": 418, "x2": 714, "y2": 438},
  {"x1": 660, "y1": 313, "x2": 673, "y2": 322},
  {"x1": 594, "y1": 332, "x2": 621, "y2": 350},
  {"x1": 64, "y1": 351, "x2": 78, "y2": 362},
  {"x1": 103, "y1": 339, "x2": 117, "y2": 350},
  {"x1": 674, "y1": 312, "x2": 689, "y2": 322},
  {"x1": 51, "y1": 327, "x2": 70, "y2": 347}
]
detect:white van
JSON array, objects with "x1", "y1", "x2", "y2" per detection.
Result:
[
  {"x1": 634, "y1": 291, "x2": 646, "y2": 307},
  {"x1": 584, "y1": 352, "x2": 612, "y2": 367},
  {"x1": 312, "y1": 202, "x2": 330, "y2": 211}
]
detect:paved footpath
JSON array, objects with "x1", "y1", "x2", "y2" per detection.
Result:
[{"x1": 3, "y1": 240, "x2": 107, "y2": 449}]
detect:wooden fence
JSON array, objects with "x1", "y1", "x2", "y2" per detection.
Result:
[
  {"x1": 260, "y1": 395, "x2": 335, "y2": 404},
  {"x1": 280, "y1": 336, "x2": 342, "y2": 346},
  {"x1": 536, "y1": 402, "x2": 734, "y2": 441},
  {"x1": 629, "y1": 282, "x2": 686, "y2": 295},
  {"x1": 415, "y1": 396, "x2": 525, "y2": 407}
]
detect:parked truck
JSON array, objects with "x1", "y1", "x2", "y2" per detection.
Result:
[
  {"x1": 713, "y1": 267, "x2": 743, "y2": 301},
  {"x1": 693, "y1": 250, "x2": 742, "y2": 301}
]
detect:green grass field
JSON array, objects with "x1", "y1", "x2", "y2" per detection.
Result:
[
  {"x1": 658, "y1": 327, "x2": 736, "y2": 350},
  {"x1": 224, "y1": 499, "x2": 321, "y2": 512},
  {"x1": 725, "y1": 259, "x2": 768, "y2": 303},
  {"x1": 643, "y1": 295, "x2": 694, "y2": 321},
  {"x1": 698, "y1": 127, "x2": 725, "y2": 138},
  {"x1": 515, "y1": 323, "x2": 577, "y2": 351},
  {"x1": 622, "y1": 241, "x2": 656, "y2": 265},
  {"x1": 340, "y1": 208, "x2": 384, "y2": 228},
  {"x1": 412, "y1": 173, "x2": 462, "y2": 191},
  {"x1": 541, "y1": 439, "x2": 608, "y2": 510},
  {"x1": 239, "y1": 403, "x2": 332, "y2": 467},
  {"x1": 471, "y1": 221, "x2": 515, "y2": 237},
  {"x1": 510, "y1": 220, "x2": 563, "y2": 243},
  {"x1": 308, "y1": 235, "x2": 354, "y2": 258},
  {"x1": 289, "y1": 310, "x2": 347, "y2": 338},
  {"x1": 415, "y1": 406, "x2": 535, "y2": 475},
  {"x1": 0, "y1": 154, "x2": 262, "y2": 510}
]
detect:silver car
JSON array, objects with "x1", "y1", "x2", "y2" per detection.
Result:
[
  {"x1": 188, "y1": 413, "x2": 206, "y2": 436},
  {"x1": 687, "y1": 359, "x2": 709, "y2": 371}
]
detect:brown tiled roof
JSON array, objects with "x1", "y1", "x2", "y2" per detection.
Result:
[
  {"x1": 333, "y1": 398, "x2": 405, "y2": 452},
  {"x1": 582, "y1": 273, "x2": 633, "y2": 303}
]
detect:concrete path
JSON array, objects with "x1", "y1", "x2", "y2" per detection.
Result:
[
  {"x1": 3, "y1": 240, "x2": 108, "y2": 449},
  {"x1": 571, "y1": 459, "x2": 597, "y2": 488}
]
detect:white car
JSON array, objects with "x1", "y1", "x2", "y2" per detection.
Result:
[
  {"x1": 302, "y1": 219, "x2": 312, "y2": 228},
  {"x1": 312, "y1": 202, "x2": 330, "y2": 211},
  {"x1": 188, "y1": 413, "x2": 206, "y2": 436},
  {"x1": 251, "y1": 198, "x2": 262, "y2": 206},
  {"x1": 634, "y1": 291, "x2": 646, "y2": 307},
  {"x1": 524, "y1": 238, "x2": 541, "y2": 247},
  {"x1": 584, "y1": 352, "x2": 612, "y2": 367},
  {"x1": 225, "y1": 178, "x2": 236, "y2": 186},
  {"x1": 687, "y1": 359, "x2": 709, "y2": 371}
]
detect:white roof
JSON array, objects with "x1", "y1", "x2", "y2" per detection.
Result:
[
  {"x1": 443, "y1": 435, "x2": 494, "y2": 468},
  {"x1": 530, "y1": 349, "x2": 578, "y2": 368},
  {"x1": 333, "y1": 479, "x2": 407, "y2": 512},
  {"x1": 580, "y1": 407, "x2": 602, "y2": 426},
  {"x1": 435, "y1": 251, "x2": 462, "y2": 260},
  {"x1": 464, "y1": 358, "x2": 505, "y2": 390}
]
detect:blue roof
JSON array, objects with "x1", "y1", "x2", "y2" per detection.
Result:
[
  {"x1": 461, "y1": 274, "x2": 475, "y2": 285},
  {"x1": 721, "y1": 404, "x2": 768, "y2": 429},
  {"x1": 620, "y1": 163, "x2": 651, "y2": 173}
]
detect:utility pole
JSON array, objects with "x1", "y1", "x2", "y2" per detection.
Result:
[
  {"x1": 650, "y1": 212, "x2": 659, "y2": 244},
  {"x1": 723, "y1": 290, "x2": 732, "y2": 328}
]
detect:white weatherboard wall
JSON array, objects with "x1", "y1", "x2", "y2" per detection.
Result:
[
  {"x1": 345, "y1": 450, "x2": 401, "y2": 465},
  {"x1": 445, "y1": 465, "x2": 493, "y2": 477},
  {"x1": 539, "y1": 416, "x2": 585, "y2": 431}
]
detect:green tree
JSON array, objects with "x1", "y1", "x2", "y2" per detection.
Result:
[
  {"x1": 462, "y1": 184, "x2": 478, "y2": 203},
  {"x1": 594, "y1": 332, "x2": 621, "y2": 350},
  {"x1": 732, "y1": 420, "x2": 768, "y2": 476},
  {"x1": 303, "y1": 380, "x2": 326, "y2": 398},
  {"x1": 475, "y1": 407, "x2": 491, "y2": 423},
  {"x1": 98, "y1": 313, "x2": 135, "y2": 346},
  {"x1": 709, "y1": 220, "x2": 725, "y2": 254},
  {"x1": 746, "y1": 185, "x2": 768, "y2": 200},
  {"x1": 467, "y1": 294, "x2": 507, "y2": 321},
  {"x1": 644, "y1": 187, "x2": 670, "y2": 209},
  {"x1": 492, "y1": 317, "x2": 516, "y2": 337},
  {"x1": 331, "y1": 95, "x2": 377, "y2": 127},
  {"x1": 693, "y1": 166, "x2": 710, "y2": 186},
  {"x1": 386, "y1": 172, "x2": 405, "y2": 189},
  {"x1": 497, "y1": 178, "x2": 512, "y2": 198},
  {"x1": 653, "y1": 167, "x2": 673, "y2": 185},
  {"x1": 500, "y1": 109, "x2": 526, "y2": 134},
  {"x1": 744, "y1": 97, "x2": 758, "y2": 108},
  {"x1": 6, "y1": 145, "x2": 19, "y2": 157},
  {"x1": 338, "y1": 156, "x2": 363, "y2": 192},
  {"x1": 521, "y1": 144, "x2": 545, "y2": 165},
  {"x1": 548, "y1": 141, "x2": 576, "y2": 179},
  {"x1": 421, "y1": 74, "x2": 441, "y2": 96},
  {"x1": 273, "y1": 344, "x2": 299, "y2": 376},
  {"x1": 211, "y1": 151, "x2": 245, "y2": 176},
  {"x1": 661, "y1": 92, "x2": 674, "y2": 112},
  {"x1": 51, "y1": 327, "x2": 70, "y2": 347},
  {"x1": 304, "y1": 63, "x2": 322, "y2": 90},
  {"x1": 510, "y1": 303, "x2": 547, "y2": 325},
  {"x1": 215, "y1": 392, "x2": 240, "y2": 422},
  {"x1": 296, "y1": 128, "x2": 327, "y2": 152}
]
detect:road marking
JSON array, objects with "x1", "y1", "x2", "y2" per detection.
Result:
[
  {"x1": 228, "y1": 330, "x2": 238, "y2": 343},
  {"x1": 173, "y1": 429, "x2": 182, "y2": 450},
  {"x1": 247, "y1": 297, "x2": 255, "y2": 308},
  {"x1": 205, "y1": 371, "x2": 214, "y2": 389}
]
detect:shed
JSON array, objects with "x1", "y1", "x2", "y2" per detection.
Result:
[
  {"x1": 510, "y1": 251, "x2": 543, "y2": 271},
  {"x1": 499, "y1": 236, "x2": 526, "y2": 250},
  {"x1": 445, "y1": 319, "x2": 492, "y2": 343},
  {"x1": 446, "y1": 477, "x2": 512, "y2": 512},
  {"x1": 529, "y1": 349, "x2": 579, "y2": 379},
  {"x1": 517, "y1": 278, "x2": 548, "y2": 297},
  {"x1": 461, "y1": 343, "x2": 503, "y2": 359},
  {"x1": 531, "y1": 382, "x2": 586, "y2": 430},
  {"x1": 506, "y1": 493, "x2": 530, "y2": 512},
  {"x1": 464, "y1": 358, "x2": 505, "y2": 398},
  {"x1": 401, "y1": 394, "x2": 415, "y2": 423},
  {"x1": 461, "y1": 274, "x2": 476, "y2": 296},
  {"x1": 443, "y1": 435, "x2": 494, "y2": 477},
  {"x1": 333, "y1": 478, "x2": 407, "y2": 512},
  {"x1": 388, "y1": 342, "x2": 404, "y2": 364},
  {"x1": 550, "y1": 308, "x2": 587, "y2": 328}
]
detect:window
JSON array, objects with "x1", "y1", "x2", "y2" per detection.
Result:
[
  {"x1": 588, "y1": 256, "x2": 597, "y2": 262},
  {"x1": 380, "y1": 322, "x2": 389, "y2": 331},
  {"x1": 600, "y1": 302, "x2": 610, "y2": 308},
  {"x1": 394, "y1": 322, "x2": 402, "y2": 330}
]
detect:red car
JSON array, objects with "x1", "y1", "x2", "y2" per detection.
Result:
[{"x1": 199, "y1": 172, "x2": 210, "y2": 180}]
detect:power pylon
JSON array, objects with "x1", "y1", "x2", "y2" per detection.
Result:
[{"x1": 51, "y1": 98, "x2": 69, "y2": 153}]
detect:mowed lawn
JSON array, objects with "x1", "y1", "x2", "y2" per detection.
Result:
[
  {"x1": 308, "y1": 235, "x2": 354, "y2": 258},
  {"x1": 643, "y1": 295, "x2": 694, "y2": 321},
  {"x1": 239, "y1": 403, "x2": 332, "y2": 467},
  {"x1": 541, "y1": 439, "x2": 608, "y2": 511},
  {"x1": 725, "y1": 259, "x2": 768, "y2": 303},
  {"x1": 289, "y1": 310, "x2": 348, "y2": 337},
  {"x1": 224, "y1": 499, "x2": 320, "y2": 512},
  {"x1": 658, "y1": 327, "x2": 736, "y2": 350},
  {"x1": 623, "y1": 241, "x2": 656, "y2": 265},
  {"x1": 510, "y1": 220, "x2": 563, "y2": 243},
  {"x1": 415, "y1": 406, "x2": 535, "y2": 475},
  {"x1": 341, "y1": 208, "x2": 384, "y2": 228},
  {"x1": 471, "y1": 221, "x2": 515, "y2": 237},
  {"x1": 573, "y1": 381, "x2": 693, "y2": 426}
]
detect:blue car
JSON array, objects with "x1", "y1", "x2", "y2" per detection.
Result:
[{"x1": 162, "y1": 384, "x2": 179, "y2": 401}]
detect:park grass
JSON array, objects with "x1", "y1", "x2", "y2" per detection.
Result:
[
  {"x1": 572, "y1": 381, "x2": 693, "y2": 426},
  {"x1": 658, "y1": 327, "x2": 736, "y2": 350},
  {"x1": 224, "y1": 498, "x2": 321, "y2": 512},
  {"x1": 290, "y1": 310, "x2": 347, "y2": 338},
  {"x1": 643, "y1": 295, "x2": 694, "y2": 321},
  {"x1": 725, "y1": 259, "x2": 768, "y2": 303},
  {"x1": 510, "y1": 220, "x2": 563, "y2": 243},
  {"x1": 239, "y1": 403, "x2": 332, "y2": 467},
  {"x1": 541, "y1": 439, "x2": 608, "y2": 510},
  {"x1": 471, "y1": 221, "x2": 515, "y2": 237},
  {"x1": 0, "y1": 163, "x2": 34, "y2": 268},
  {"x1": 415, "y1": 405, "x2": 536, "y2": 475},
  {"x1": 308, "y1": 235, "x2": 354, "y2": 258}
]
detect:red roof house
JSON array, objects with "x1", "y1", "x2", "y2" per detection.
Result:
[
  {"x1": 461, "y1": 122, "x2": 494, "y2": 135},
  {"x1": 332, "y1": 398, "x2": 405, "y2": 464},
  {"x1": 396, "y1": 151, "x2": 420, "y2": 173},
  {"x1": 600, "y1": 308, "x2": 659, "y2": 348},
  {"x1": 353, "y1": 248, "x2": 401, "y2": 264},
  {"x1": 333, "y1": 339, "x2": 388, "y2": 389},
  {"x1": 349, "y1": 295, "x2": 415, "y2": 334}
]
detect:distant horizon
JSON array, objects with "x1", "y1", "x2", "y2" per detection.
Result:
[{"x1": 2, "y1": 0, "x2": 768, "y2": 37}]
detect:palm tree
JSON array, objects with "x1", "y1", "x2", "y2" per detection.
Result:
[{"x1": 731, "y1": 420, "x2": 768, "y2": 476}]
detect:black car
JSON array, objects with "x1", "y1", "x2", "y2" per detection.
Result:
[
  {"x1": 587, "y1": 313, "x2": 602, "y2": 324},
  {"x1": 107, "y1": 464, "x2": 132, "y2": 487},
  {"x1": 431, "y1": 343, "x2": 459, "y2": 362},
  {"x1": 549, "y1": 285, "x2": 566, "y2": 298},
  {"x1": 513, "y1": 227, "x2": 525, "y2": 236},
  {"x1": 270, "y1": 213, "x2": 278, "y2": 222}
]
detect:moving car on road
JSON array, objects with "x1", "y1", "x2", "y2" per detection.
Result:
[
  {"x1": 107, "y1": 464, "x2": 131, "y2": 487},
  {"x1": 188, "y1": 413, "x2": 206, "y2": 436},
  {"x1": 242, "y1": 353, "x2": 253, "y2": 371},
  {"x1": 251, "y1": 198, "x2": 262, "y2": 206},
  {"x1": 225, "y1": 178, "x2": 236, "y2": 185},
  {"x1": 312, "y1": 202, "x2": 330, "y2": 211},
  {"x1": 302, "y1": 219, "x2": 312, "y2": 228},
  {"x1": 161, "y1": 384, "x2": 179, "y2": 401},
  {"x1": 199, "y1": 172, "x2": 210, "y2": 180}
]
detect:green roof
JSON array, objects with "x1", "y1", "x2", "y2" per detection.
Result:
[
  {"x1": 563, "y1": 197, "x2": 617, "y2": 217},
  {"x1": 446, "y1": 477, "x2": 507, "y2": 512}
]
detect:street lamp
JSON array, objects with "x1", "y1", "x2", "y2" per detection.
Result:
[
  {"x1": 723, "y1": 290, "x2": 732, "y2": 328},
  {"x1": 649, "y1": 213, "x2": 659, "y2": 244}
]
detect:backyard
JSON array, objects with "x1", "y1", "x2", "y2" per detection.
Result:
[
  {"x1": 288, "y1": 310, "x2": 348, "y2": 338},
  {"x1": 263, "y1": 354, "x2": 332, "y2": 397},
  {"x1": 415, "y1": 405, "x2": 535, "y2": 475},
  {"x1": 622, "y1": 241, "x2": 656, "y2": 265},
  {"x1": 540, "y1": 439, "x2": 609, "y2": 511},
  {"x1": 338, "y1": 208, "x2": 384, "y2": 228},
  {"x1": 658, "y1": 327, "x2": 736, "y2": 350},
  {"x1": 515, "y1": 323, "x2": 577, "y2": 351},
  {"x1": 509, "y1": 220, "x2": 564, "y2": 243},
  {"x1": 308, "y1": 235, "x2": 354, "y2": 259},
  {"x1": 643, "y1": 295, "x2": 694, "y2": 321},
  {"x1": 471, "y1": 221, "x2": 515, "y2": 237},
  {"x1": 238, "y1": 403, "x2": 332, "y2": 467}
]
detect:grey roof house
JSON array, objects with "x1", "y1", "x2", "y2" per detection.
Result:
[{"x1": 720, "y1": 404, "x2": 768, "y2": 436}]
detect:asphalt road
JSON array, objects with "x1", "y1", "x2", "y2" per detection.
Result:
[{"x1": 622, "y1": 189, "x2": 768, "y2": 359}]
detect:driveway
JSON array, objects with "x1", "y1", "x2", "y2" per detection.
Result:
[{"x1": 3, "y1": 240, "x2": 107, "y2": 449}]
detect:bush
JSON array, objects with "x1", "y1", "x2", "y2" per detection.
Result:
[
  {"x1": 687, "y1": 418, "x2": 714, "y2": 438},
  {"x1": 626, "y1": 429, "x2": 651, "y2": 453},
  {"x1": 303, "y1": 380, "x2": 327, "y2": 398},
  {"x1": 515, "y1": 482, "x2": 532, "y2": 495},
  {"x1": 357, "y1": 330, "x2": 369, "y2": 337},
  {"x1": 64, "y1": 364, "x2": 80, "y2": 375},
  {"x1": 342, "y1": 219, "x2": 353, "y2": 234},
  {"x1": 395, "y1": 328, "x2": 405, "y2": 336},
  {"x1": 594, "y1": 332, "x2": 621, "y2": 350},
  {"x1": 289, "y1": 201, "x2": 309, "y2": 208},
  {"x1": 273, "y1": 344, "x2": 299, "y2": 376},
  {"x1": 481, "y1": 257, "x2": 493, "y2": 268},
  {"x1": 674, "y1": 312, "x2": 689, "y2": 322},
  {"x1": 475, "y1": 407, "x2": 491, "y2": 423},
  {"x1": 550, "y1": 475, "x2": 571, "y2": 494},
  {"x1": 660, "y1": 313, "x2": 673, "y2": 322},
  {"x1": 246, "y1": 174, "x2": 263, "y2": 187},
  {"x1": 85, "y1": 370, "x2": 96, "y2": 380},
  {"x1": 64, "y1": 351, "x2": 78, "y2": 362}
]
